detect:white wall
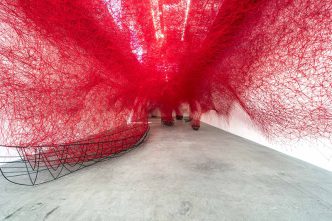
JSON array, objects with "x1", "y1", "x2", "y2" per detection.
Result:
[
  {"x1": 0, "y1": 148, "x2": 19, "y2": 165},
  {"x1": 201, "y1": 103, "x2": 332, "y2": 172}
]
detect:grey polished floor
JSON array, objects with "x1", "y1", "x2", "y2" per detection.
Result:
[{"x1": 0, "y1": 119, "x2": 332, "y2": 221}]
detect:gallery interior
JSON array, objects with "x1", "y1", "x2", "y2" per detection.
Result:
[{"x1": 0, "y1": 0, "x2": 331, "y2": 220}]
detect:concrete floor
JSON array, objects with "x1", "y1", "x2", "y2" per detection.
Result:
[{"x1": 0, "y1": 119, "x2": 332, "y2": 221}]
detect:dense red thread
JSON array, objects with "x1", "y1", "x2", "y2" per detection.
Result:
[{"x1": 0, "y1": 0, "x2": 331, "y2": 156}]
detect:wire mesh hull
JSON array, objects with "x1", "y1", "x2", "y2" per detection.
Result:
[{"x1": 0, "y1": 123, "x2": 149, "y2": 186}]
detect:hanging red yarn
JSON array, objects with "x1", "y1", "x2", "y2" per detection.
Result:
[{"x1": 0, "y1": 0, "x2": 331, "y2": 152}]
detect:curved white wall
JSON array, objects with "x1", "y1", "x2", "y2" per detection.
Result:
[{"x1": 201, "y1": 103, "x2": 332, "y2": 171}]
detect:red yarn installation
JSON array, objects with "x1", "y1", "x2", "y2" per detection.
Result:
[{"x1": 0, "y1": 1, "x2": 332, "y2": 152}]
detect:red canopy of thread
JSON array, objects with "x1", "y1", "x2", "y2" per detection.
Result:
[{"x1": 0, "y1": 0, "x2": 332, "y2": 147}]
